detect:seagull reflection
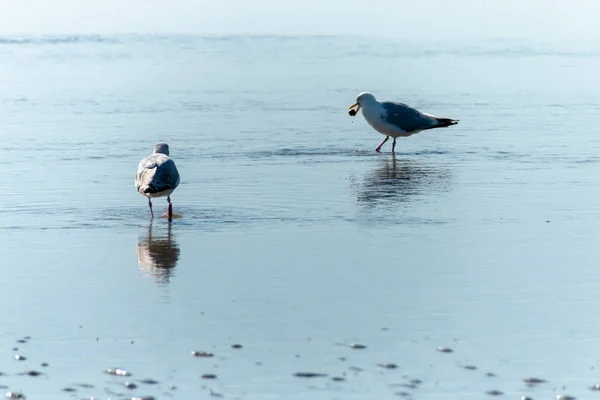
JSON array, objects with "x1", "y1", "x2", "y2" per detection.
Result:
[
  {"x1": 137, "y1": 222, "x2": 180, "y2": 284},
  {"x1": 356, "y1": 156, "x2": 451, "y2": 206}
]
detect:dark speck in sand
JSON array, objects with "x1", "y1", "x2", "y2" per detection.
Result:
[
  {"x1": 191, "y1": 351, "x2": 214, "y2": 357},
  {"x1": 209, "y1": 389, "x2": 223, "y2": 397},
  {"x1": 436, "y1": 346, "x2": 453, "y2": 353},
  {"x1": 5, "y1": 393, "x2": 25, "y2": 399},
  {"x1": 231, "y1": 344, "x2": 243, "y2": 349},
  {"x1": 201, "y1": 373, "x2": 218, "y2": 379},
  {"x1": 591, "y1": 384, "x2": 600, "y2": 391},
  {"x1": 22, "y1": 337, "x2": 31, "y2": 340},
  {"x1": 462, "y1": 365, "x2": 477, "y2": 370},
  {"x1": 349, "y1": 366, "x2": 363, "y2": 372},
  {"x1": 124, "y1": 382, "x2": 137, "y2": 389},
  {"x1": 378, "y1": 362, "x2": 398, "y2": 369},
  {"x1": 395, "y1": 392, "x2": 410, "y2": 397},
  {"x1": 40, "y1": 363, "x2": 48, "y2": 367},
  {"x1": 75, "y1": 384, "x2": 94, "y2": 389},
  {"x1": 486, "y1": 390, "x2": 504, "y2": 396},
  {"x1": 521, "y1": 396, "x2": 534, "y2": 400},
  {"x1": 11, "y1": 348, "x2": 17, "y2": 352},
  {"x1": 350, "y1": 343, "x2": 367, "y2": 349},
  {"x1": 13, "y1": 355, "x2": 26, "y2": 361},
  {"x1": 486, "y1": 372, "x2": 497, "y2": 377},
  {"x1": 331, "y1": 377, "x2": 345, "y2": 382},
  {"x1": 105, "y1": 368, "x2": 130, "y2": 376},
  {"x1": 16, "y1": 340, "x2": 26, "y2": 344},
  {"x1": 62, "y1": 388, "x2": 76, "y2": 393},
  {"x1": 140, "y1": 379, "x2": 159, "y2": 385},
  {"x1": 409, "y1": 379, "x2": 423, "y2": 385},
  {"x1": 293, "y1": 372, "x2": 327, "y2": 378},
  {"x1": 23, "y1": 370, "x2": 42, "y2": 377},
  {"x1": 524, "y1": 377, "x2": 546, "y2": 384}
]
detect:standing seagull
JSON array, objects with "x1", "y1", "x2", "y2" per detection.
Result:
[
  {"x1": 136, "y1": 142, "x2": 181, "y2": 221},
  {"x1": 349, "y1": 92, "x2": 458, "y2": 153}
]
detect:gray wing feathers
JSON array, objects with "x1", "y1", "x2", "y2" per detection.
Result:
[
  {"x1": 136, "y1": 154, "x2": 180, "y2": 193},
  {"x1": 382, "y1": 102, "x2": 439, "y2": 133}
]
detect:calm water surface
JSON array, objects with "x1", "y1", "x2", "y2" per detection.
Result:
[{"x1": 1, "y1": 35, "x2": 600, "y2": 398}]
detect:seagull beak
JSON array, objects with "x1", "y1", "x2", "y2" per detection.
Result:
[{"x1": 348, "y1": 102, "x2": 360, "y2": 116}]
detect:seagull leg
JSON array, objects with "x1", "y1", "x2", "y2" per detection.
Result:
[
  {"x1": 375, "y1": 136, "x2": 389, "y2": 152},
  {"x1": 148, "y1": 198, "x2": 154, "y2": 219},
  {"x1": 167, "y1": 196, "x2": 173, "y2": 222},
  {"x1": 160, "y1": 195, "x2": 182, "y2": 221},
  {"x1": 392, "y1": 137, "x2": 397, "y2": 154}
]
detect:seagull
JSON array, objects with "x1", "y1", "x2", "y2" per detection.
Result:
[
  {"x1": 349, "y1": 92, "x2": 458, "y2": 153},
  {"x1": 136, "y1": 142, "x2": 181, "y2": 221}
]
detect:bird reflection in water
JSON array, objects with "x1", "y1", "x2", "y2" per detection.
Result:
[
  {"x1": 137, "y1": 222, "x2": 180, "y2": 284},
  {"x1": 356, "y1": 156, "x2": 451, "y2": 207}
]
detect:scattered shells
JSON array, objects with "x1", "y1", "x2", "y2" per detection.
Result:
[
  {"x1": 191, "y1": 351, "x2": 213, "y2": 357},
  {"x1": 436, "y1": 347, "x2": 453, "y2": 353},
  {"x1": 556, "y1": 395, "x2": 576, "y2": 400},
  {"x1": 105, "y1": 368, "x2": 130, "y2": 376}
]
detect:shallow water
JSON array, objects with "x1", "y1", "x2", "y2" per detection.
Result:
[{"x1": 2, "y1": 34, "x2": 600, "y2": 398}]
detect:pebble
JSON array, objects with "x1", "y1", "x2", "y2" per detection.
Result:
[
  {"x1": 524, "y1": 377, "x2": 546, "y2": 384},
  {"x1": 590, "y1": 384, "x2": 600, "y2": 391},
  {"x1": 201, "y1": 373, "x2": 218, "y2": 379},
  {"x1": 349, "y1": 343, "x2": 366, "y2": 349},
  {"x1": 293, "y1": 372, "x2": 327, "y2": 378},
  {"x1": 124, "y1": 382, "x2": 137, "y2": 389},
  {"x1": 231, "y1": 344, "x2": 243, "y2": 349},
  {"x1": 13, "y1": 355, "x2": 26, "y2": 361}
]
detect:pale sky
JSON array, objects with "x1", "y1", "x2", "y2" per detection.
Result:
[{"x1": 1, "y1": 0, "x2": 600, "y2": 42}]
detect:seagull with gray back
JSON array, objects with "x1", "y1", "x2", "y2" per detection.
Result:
[
  {"x1": 349, "y1": 92, "x2": 459, "y2": 153},
  {"x1": 136, "y1": 142, "x2": 181, "y2": 221}
]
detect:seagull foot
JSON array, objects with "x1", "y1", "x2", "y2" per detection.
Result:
[{"x1": 159, "y1": 213, "x2": 182, "y2": 219}]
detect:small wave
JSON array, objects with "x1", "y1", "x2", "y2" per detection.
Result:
[{"x1": 0, "y1": 35, "x2": 119, "y2": 45}]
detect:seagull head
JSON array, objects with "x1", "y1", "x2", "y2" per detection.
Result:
[
  {"x1": 153, "y1": 142, "x2": 170, "y2": 156},
  {"x1": 348, "y1": 92, "x2": 376, "y2": 116}
]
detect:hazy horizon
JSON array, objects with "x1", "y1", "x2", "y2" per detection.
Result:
[{"x1": 1, "y1": 0, "x2": 600, "y2": 44}]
